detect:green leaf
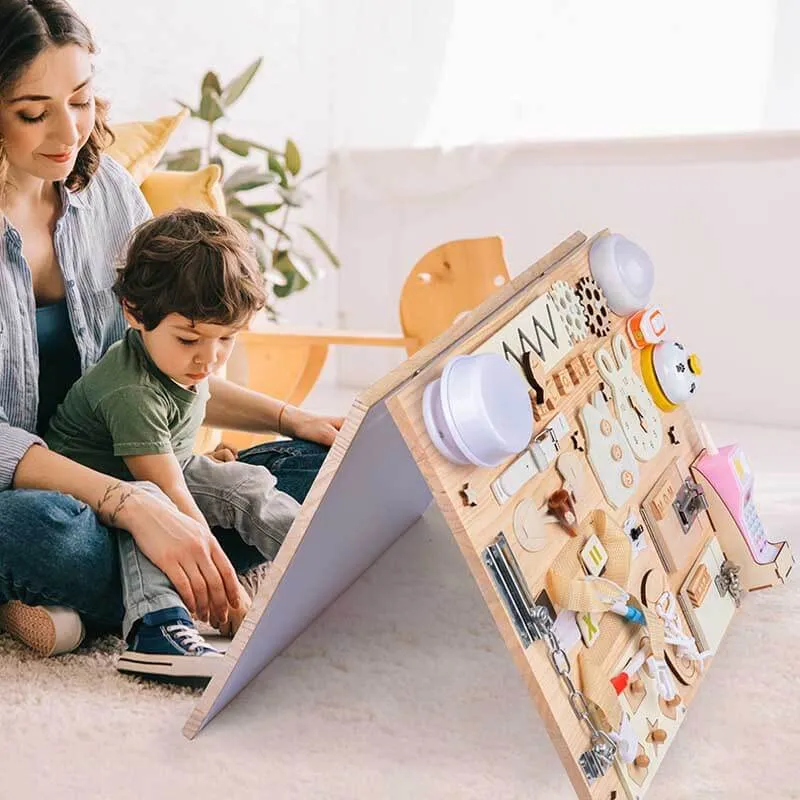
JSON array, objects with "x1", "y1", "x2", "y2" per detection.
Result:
[
  {"x1": 276, "y1": 185, "x2": 310, "y2": 207},
  {"x1": 217, "y1": 133, "x2": 252, "y2": 157},
  {"x1": 245, "y1": 202, "x2": 284, "y2": 216},
  {"x1": 253, "y1": 238, "x2": 288, "y2": 286},
  {"x1": 175, "y1": 100, "x2": 200, "y2": 118},
  {"x1": 221, "y1": 57, "x2": 263, "y2": 107},
  {"x1": 199, "y1": 89, "x2": 224, "y2": 123},
  {"x1": 201, "y1": 71, "x2": 223, "y2": 97},
  {"x1": 301, "y1": 225, "x2": 340, "y2": 268},
  {"x1": 198, "y1": 87, "x2": 225, "y2": 123},
  {"x1": 163, "y1": 147, "x2": 202, "y2": 171},
  {"x1": 273, "y1": 252, "x2": 309, "y2": 298},
  {"x1": 224, "y1": 197, "x2": 254, "y2": 226},
  {"x1": 285, "y1": 138, "x2": 301, "y2": 175},
  {"x1": 267, "y1": 153, "x2": 288, "y2": 188},
  {"x1": 246, "y1": 141, "x2": 282, "y2": 157},
  {"x1": 217, "y1": 135, "x2": 285, "y2": 160},
  {"x1": 223, "y1": 165, "x2": 276, "y2": 192},
  {"x1": 266, "y1": 222, "x2": 292, "y2": 242},
  {"x1": 290, "y1": 251, "x2": 320, "y2": 282}
]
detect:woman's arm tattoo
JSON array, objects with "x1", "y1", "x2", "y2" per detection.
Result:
[{"x1": 97, "y1": 481, "x2": 138, "y2": 527}]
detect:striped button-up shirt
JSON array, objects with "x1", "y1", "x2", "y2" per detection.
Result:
[{"x1": 0, "y1": 155, "x2": 152, "y2": 490}]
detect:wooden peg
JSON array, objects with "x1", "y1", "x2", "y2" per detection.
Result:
[
  {"x1": 629, "y1": 679, "x2": 644, "y2": 694},
  {"x1": 650, "y1": 728, "x2": 667, "y2": 744},
  {"x1": 547, "y1": 489, "x2": 578, "y2": 536},
  {"x1": 634, "y1": 754, "x2": 651, "y2": 769},
  {"x1": 665, "y1": 695, "x2": 682, "y2": 708}
]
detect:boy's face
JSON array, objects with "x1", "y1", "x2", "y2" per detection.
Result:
[{"x1": 124, "y1": 311, "x2": 248, "y2": 386}]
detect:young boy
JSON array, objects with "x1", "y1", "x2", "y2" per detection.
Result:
[{"x1": 45, "y1": 209, "x2": 300, "y2": 679}]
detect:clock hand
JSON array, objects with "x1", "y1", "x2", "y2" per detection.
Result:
[{"x1": 628, "y1": 395, "x2": 649, "y2": 433}]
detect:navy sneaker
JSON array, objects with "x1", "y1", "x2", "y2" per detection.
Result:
[{"x1": 117, "y1": 607, "x2": 224, "y2": 679}]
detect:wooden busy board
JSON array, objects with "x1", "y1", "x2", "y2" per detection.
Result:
[
  {"x1": 185, "y1": 231, "x2": 792, "y2": 799},
  {"x1": 385, "y1": 232, "x2": 714, "y2": 799}
]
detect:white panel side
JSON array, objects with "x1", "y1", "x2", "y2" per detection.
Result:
[{"x1": 196, "y1": 401, "x2": 432, "y2": 731}]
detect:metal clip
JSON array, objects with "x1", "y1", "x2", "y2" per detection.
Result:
[
  {"x1": 672, "y1": 478, "x2": 708, "y2": 533},
  {"x1": 579, "y1": 733, "x2": 616, "y2": 782},
  {"x1": 715, "y1": 559, "x2": 742, "y2": 607},
  {"x1": 483, "y1": 533, "x2": 547, "y2": 647}
]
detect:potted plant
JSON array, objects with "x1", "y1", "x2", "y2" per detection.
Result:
[{"x1": 162, "y1": 58, "x2": 339, "y2": 318}]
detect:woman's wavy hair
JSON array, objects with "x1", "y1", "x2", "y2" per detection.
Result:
[{"x1": 0, "y1": 0, "x2": 114, "y2": 199}]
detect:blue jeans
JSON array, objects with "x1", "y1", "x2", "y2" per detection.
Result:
[{"x1": 0, "y1": 439, "x2": 328, "y2": 635}]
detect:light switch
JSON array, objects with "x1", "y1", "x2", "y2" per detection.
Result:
[{"x1": 491, "y1": 450, "x2": 539, "y2": 504}]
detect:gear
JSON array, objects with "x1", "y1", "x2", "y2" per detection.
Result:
[
  {"x1": 549, "y1": 280, "x2": 588, "y2": 344},
  {"x1": 576, "y1": 275, "x2": 611, "y2": 337}
]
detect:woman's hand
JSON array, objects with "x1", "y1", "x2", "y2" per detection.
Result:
[
  {"x1": 113, "y1": 487, "x2": 241, "y2": 625},
  {"x1": 282, "y1": 406, "x2": 344, "y2": 447}
]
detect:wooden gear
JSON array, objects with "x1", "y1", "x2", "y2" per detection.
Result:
[{"x1": 183, "y1": 232, "x2": 793, "y2": 800}]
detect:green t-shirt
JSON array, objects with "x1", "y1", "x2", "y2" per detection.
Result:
[{"x1": 45, "y1": 328, "x2": 210, "y2": 481}]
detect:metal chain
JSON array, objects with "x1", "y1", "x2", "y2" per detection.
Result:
[{"x1": 529, "y1": 606, "x2": 617, "y2": 782}]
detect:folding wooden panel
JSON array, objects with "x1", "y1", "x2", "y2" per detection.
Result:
[{"x1": 184, "y1": 231, "x2": 792, "y2": 800}]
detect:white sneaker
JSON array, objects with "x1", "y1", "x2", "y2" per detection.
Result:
[{"x1": 0, "y1": 600, "x2": 85, "y2": 657}]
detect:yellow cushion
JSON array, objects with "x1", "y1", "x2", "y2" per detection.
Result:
[
  {"x1": 106, "y1": 109, "x2": 188, "y2": 184},
  {"x1": 140, "y1": 165, "x2": 226, "y2": 215}
]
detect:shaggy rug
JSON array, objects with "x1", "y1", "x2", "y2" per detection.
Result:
[{"x1": 1, "y1": 420, "x2": 797, "y2": 800}]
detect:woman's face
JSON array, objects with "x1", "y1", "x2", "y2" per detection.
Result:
[{"x1": 0, "y1": 44, "x2": 95, "y2": 185}]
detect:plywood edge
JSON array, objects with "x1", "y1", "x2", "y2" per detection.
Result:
[
  {"x1": 386, "y1": 392, "x2": 598, "y2": 798},
  {"x1": 184, "y1": 398, "x2": 372, "y2": 738},
  {"x1": 357, "y1": 231, "x2": 588, "y2": 408}
]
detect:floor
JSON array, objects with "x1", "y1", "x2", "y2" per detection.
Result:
[{"x1": 1, "y1": 406, "x2": 798, "y2": 800}]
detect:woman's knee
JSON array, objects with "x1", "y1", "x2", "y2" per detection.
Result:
[{"x1": 0, "y1": 490, "x2": 108, "y2": 558}]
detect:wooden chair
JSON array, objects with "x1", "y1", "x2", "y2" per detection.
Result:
[{"x1": 223, "y1": 236, "x2": 510, "y2": 448}]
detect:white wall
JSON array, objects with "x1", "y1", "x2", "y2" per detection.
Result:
[
  {"x1": 71, "y1": 0, "x2": 793, "y2": 321},
  {"x1": 67, "y1": 0, "x2": 800, "y2": 422},
  {"x1": 71, "y1": 0, "x2": 341, "y2": 331},
  {"x1": 333, "y1": 133, "x2": 800, "y2": 428}
]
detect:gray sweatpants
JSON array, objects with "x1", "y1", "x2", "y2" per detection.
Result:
[{"x1": 117, "y1": 455, "x2": 300, "y2": 637}]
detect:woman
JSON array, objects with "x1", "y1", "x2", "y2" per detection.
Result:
[{"x1": 0, "y1": 0, "x2": 342, "y2": 671}]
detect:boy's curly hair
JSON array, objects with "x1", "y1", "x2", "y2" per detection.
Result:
[{"x1": 114, "y1": 209, "x2": 266, "y2": 330}]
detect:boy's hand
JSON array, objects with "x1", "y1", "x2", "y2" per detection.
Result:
[
  {"x1": 282, "y1": 407, "x2": 344, "y2": 447},
  {"x1": 207, "y1": 441, "x2": 239, "y2": 463}
]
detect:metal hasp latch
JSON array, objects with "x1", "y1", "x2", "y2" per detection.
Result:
[
  {"x1": 715, "y1": 559, "x2": 743, "y2": 607},
  {"x1": 673, "y1": 477, "x2": 708, "y2": 533},
  {"x1": 483, "y1": 532, "x2": 543, "y2": 647},
  {"x1": 483, "y1": 533, "x2": 617, "y2": 783}
]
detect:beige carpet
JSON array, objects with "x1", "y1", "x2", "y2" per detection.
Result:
[{"x1": 1, "y1": 420, "x2": 798, "y2": 800}]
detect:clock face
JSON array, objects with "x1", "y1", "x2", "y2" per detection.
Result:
[
  {"x1": 595, "y1": 334, "x2": 664, "y2": 461},
  {"x1": 618, "y1": 379, "x2": 663, "y2": 460}
]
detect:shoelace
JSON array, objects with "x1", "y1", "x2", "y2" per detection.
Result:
[
  {"x1": 655, "y1": 592, "x2": 711, "y2": 668},
  {"x1": 165, "y1": 623, "x2": 214, "y2": 654}
]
